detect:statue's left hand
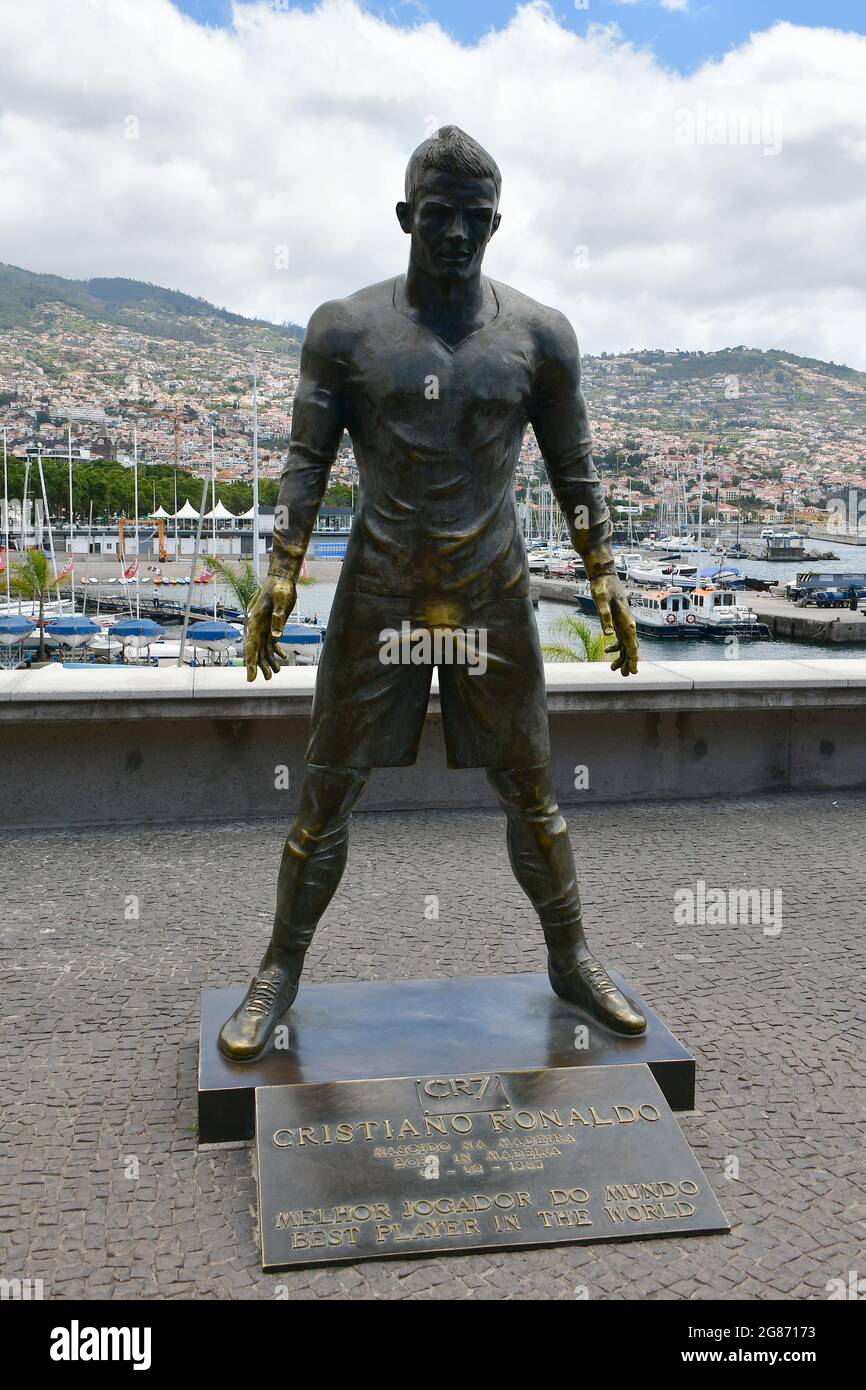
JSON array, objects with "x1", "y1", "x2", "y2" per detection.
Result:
[{"x1": 590, "y1": 572, "x2": 639, "y2": 676}]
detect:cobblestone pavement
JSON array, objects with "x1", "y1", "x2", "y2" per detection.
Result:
[{"x1": 1, "y1": 792, "x2": 864, "y2": 1301}]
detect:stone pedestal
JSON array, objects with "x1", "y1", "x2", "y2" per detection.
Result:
[{"x1": 198, "y1": 971, "x2": 694, "y2": 1144}]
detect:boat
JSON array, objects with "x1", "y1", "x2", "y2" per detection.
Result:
[
  {"x1": 0, "y1": 614, "x2": 38, "y2": 667},
  {"x1": 43, "y1": 615, "x2": 101, "y2": 651},
  {"x1": 756, "y1": 531, "x2": 806, "y2": 561},
  {"x1": 186, "y1": 619, "x2": 243, "y2": 653},
  {"x1": 654, "y1": 535, "x2": 699, "y2": 554},
  {"x1": 108, "y1": 617, "x2": 165, "y2": 652},
  {"x1": 699, "y1": 565, "x2": 744, "y2": 590},
  {"x1": 613, "y1": 551, "x2": 644, "y2": 579},
  {"x1": 629, "y1": 562, "x2": 699, "y2": 590},
  {"x1": 761, "y1": 526, "x2": 801, "y2": 540},
  {"x1": 278, "y1": 620, "x2": 326, "y2": 664},
  {"x1": 631, "y1": 588, "x2": 694, "y2": 637},
  {"x1": 689, "y1": 587, "x2": 771, "y2": 638}
]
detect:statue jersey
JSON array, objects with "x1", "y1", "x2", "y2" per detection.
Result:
[{"x1": 276, "y1": 274, "x2": 609, "y2": 615}]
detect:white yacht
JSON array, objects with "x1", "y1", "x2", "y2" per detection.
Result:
[
  {"x1": 629, "y1": 562, "x2": 699, "y2": 590},
  {"x1": 654, "y1": 535, "x2": 699, "y2": 554}
]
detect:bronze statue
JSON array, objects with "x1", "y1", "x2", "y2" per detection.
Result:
[{"x1": 219, "y1": 127, "x2": 644, "y2": 1062}]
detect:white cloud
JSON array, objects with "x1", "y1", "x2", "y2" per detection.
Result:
[{"x1": 0, "y1": 0, "x2": 864, "y2": 365}]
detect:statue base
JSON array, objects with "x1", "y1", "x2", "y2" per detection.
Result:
[{"x1": 198, "y1": 972, "x2": 694, "y2": 1144}]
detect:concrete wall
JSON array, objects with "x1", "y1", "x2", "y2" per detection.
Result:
[{"x1": 0, "y1": 660, "x2": 864, "y2": 828}]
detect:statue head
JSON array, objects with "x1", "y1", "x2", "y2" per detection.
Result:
[{"x1": 397, "y1": 125, "x2": 502, "y2": 280}]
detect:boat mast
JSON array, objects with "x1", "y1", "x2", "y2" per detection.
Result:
[
  {"x1": 67, "y1": 422, "x2": 74, "y2": 605},
  {"x1": 696, "y1": 440, "x2": 705, "y2": 577},
  {"x1": 133, "y1": 424, "x2": 140, "y2": 620},
  {"x1": 2, "y1": 427, "x2": 10, "y2": 608},
  {"x1": 211, "y1": 425, "x2": 217, "y2": 620},
  {"x1": 252, "y1": 351, "x2": 260, "y2": 581},
  {"x1": 36, "y1": 446, "x2": 62, "y2": 605},
  {"x1": 88, "y1": 502, "x2": 95, "y2": 617},
  {"x1": 177, "y1": 477, "x2": 210, "y2": 668}
]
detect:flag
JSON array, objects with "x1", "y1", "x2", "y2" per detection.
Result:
[
  {"x1": 57, "y1": 558, "x2": 74, "y2": 580},
  {"x1": 0, "y1": 548, "x2": 6, "y2": 574},
  {"x1": 123, "y1": 558, "x2": 139, "y2": 579}
]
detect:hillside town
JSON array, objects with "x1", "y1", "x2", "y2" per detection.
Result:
[{"x1": 2, "y1": 285, "x2": 866, "y2": 529}]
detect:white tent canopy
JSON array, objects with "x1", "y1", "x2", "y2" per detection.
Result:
[
  {"x1": 239, "y1": 505, "x2": 255, "y2": 519},
  {"x1": 148, "y1": 505, "x2": 171, "y2": 519},
  {"x1": 204, "y1": 499, "x2": 235, "y2": 520},
  {"x1": 174, "y1": 499, "x2": 200, "y2": 520}
]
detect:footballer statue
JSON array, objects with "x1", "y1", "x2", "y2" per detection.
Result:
[{"x1": 218, "y1": 126, "x2": 645, "y2": 1061}]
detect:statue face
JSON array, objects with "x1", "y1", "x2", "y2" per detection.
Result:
[{"x1": 398, "y1": 169, "x2": 500, "y2": 280}]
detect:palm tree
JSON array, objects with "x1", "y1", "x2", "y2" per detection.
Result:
[
  {"x1": 204, "y1": 556, "x2": 262, "y2": 641},
  {"x1": 541, "y1": 613, "x2": 613, "y2": 664},
  {"x1": 9, "y1": 550, "x2": 68, "y2": 662}
]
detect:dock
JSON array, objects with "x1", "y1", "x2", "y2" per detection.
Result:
[
  {"x1": 531, "y1": 577, "x2": 583, "y2": 605},
  {"x1": 77, "y1": 591, "x2": 243, "y2": 624},
  {"x1": 745, "y1": 592, "x2": 866, "y2": 644}
]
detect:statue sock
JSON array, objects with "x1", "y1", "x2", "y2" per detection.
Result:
[
  {"x1": 486, "y1": 764, "x2": 646, "y2": 1034},
  {"x1": 265, "y1": 763, "x2": 371, "y2": 975}
]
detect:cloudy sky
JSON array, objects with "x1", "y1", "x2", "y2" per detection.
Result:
[{"x1": 2, "y1": 0, "x2": 865, "y2": 365}]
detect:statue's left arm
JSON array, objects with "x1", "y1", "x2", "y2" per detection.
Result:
[{"x1": 529, "y1": 314, "x2": 639, "y2": 676}]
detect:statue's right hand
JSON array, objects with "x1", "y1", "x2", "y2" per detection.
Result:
[{"x1": 245, "y1": 575, "x2": 296, "y2": 682}]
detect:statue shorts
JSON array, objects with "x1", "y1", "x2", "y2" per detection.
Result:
[{"x1": 306, "y1": 582, "x2": 550, "y2": 771}]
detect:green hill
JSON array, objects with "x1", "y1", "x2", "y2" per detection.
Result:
[
  {"x1": 614, "y1": 345, "x2": 866, "y2": 389},
  {"x1": 0, "y1": 261, "x2": 304, "y2": 350}
]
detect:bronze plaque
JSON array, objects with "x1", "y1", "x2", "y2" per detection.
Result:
[{"x1": 255, "y1": 1063, "x2": 727, "y2": 1270}]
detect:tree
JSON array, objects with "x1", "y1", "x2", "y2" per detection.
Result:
[
  {"x1": 204, "y1": 556, "x2": 262, "y2": 642},
  {"x1": 541, "y1": 614, "x2": 613, "y2": 664},
  {"x1": 323, "y1": 482, "x2": 353, "y2": 507},
  {"x1": 9, "y1": 550, "x2": 68, "y2": 661}
]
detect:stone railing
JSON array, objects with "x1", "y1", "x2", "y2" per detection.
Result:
[{"x1": 1, "y1": 659, "x2": 864, "y2": 827}]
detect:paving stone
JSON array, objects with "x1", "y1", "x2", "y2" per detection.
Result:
[{"x1": 1, "y1": 792, "x2": 864, "y2": 1299}]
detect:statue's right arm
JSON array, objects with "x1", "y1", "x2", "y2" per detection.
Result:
[
  {"x1": 246, "y1": 302, "x2": 349, "y2": 681},
  {"x1": 270, "y1": 301, "x2": 349, "y2": 584}
]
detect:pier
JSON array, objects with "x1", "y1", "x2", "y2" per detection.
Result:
[
  {"x1": 531, "y1": 577, "x2": 584, "y2": 605},
  {"x1": 76, "y1": 590, "x2": 243, "y2": 624},
  {"x1": 734, "y1": 592, "x2": 866, "y2": 644}
]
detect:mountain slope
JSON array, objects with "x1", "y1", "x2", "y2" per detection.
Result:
[{"x1": 0, "y1": 262, "x2": 304, "y2": 351}]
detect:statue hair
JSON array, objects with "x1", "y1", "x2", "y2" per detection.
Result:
[{"x1": 404, "y1": 125, "x2": 501, "y2": 207}]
